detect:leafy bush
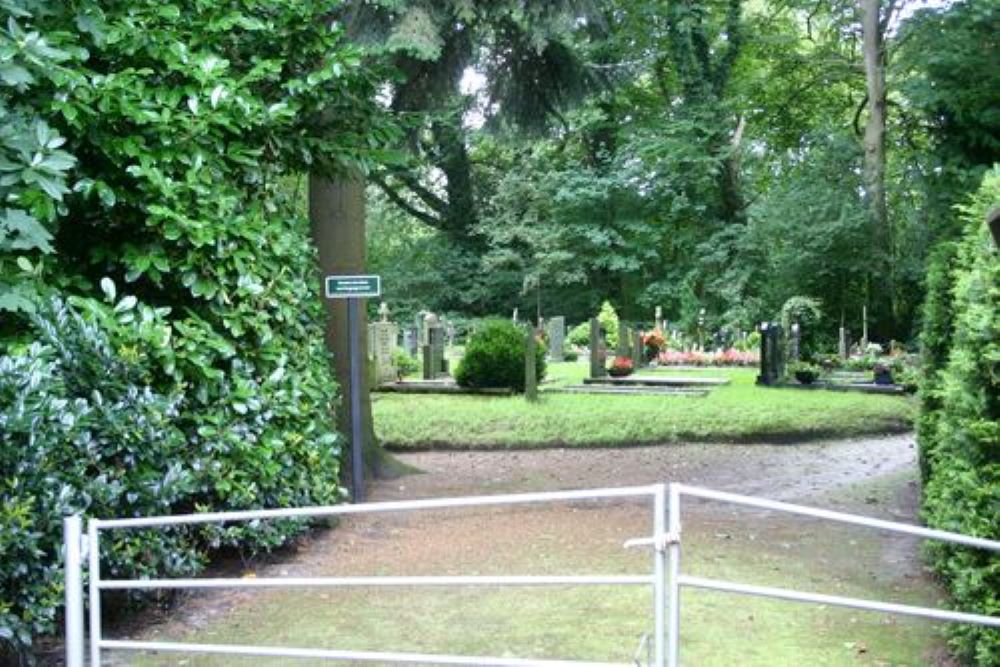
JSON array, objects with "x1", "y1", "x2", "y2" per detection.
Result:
[
  {"x1": 918, "y1": 169, "x2": 999, "y2": 665},
  {"x1": 597, "y1": 301, "x2": 620, "y2": 348},
  {"x1": 0, "y1": 295, "x2": 341, "y2": 657},
  {"x1": 567, "y1": 321, "x2": 590, "y2": 346},
  {"x1": 455, "y1": 320, "x2": 545, "y2": 392},
  {"x1": 566, "y1": 303, "x2": 619, "y2": 348},
  {"x1": 392, "y1": 348, "x2": 420, "y2": 378},
  {"x1": 0, "y1": 0, "x2": 387, "y2": 655},
  {"x1": 789, "y1": 362, "x2": 820, "y2": 384},
  {"x1": 562, "y1": 345, "x2": 579, "y2": 362},
  {"x1": 780, "y1": 296, "x2": 823, "y2": 361}
]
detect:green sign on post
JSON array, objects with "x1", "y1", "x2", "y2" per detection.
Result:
[
  {"x1": 325, "y1": 275, "x2": 381, "y2": 299},
  {"x1": 323, "y1": 273, "x2": 381, "y2": 503}
]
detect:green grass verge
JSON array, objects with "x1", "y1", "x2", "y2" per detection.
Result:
[{"x1": 374, "y1": 364, "x2": 915, "y2": 449}]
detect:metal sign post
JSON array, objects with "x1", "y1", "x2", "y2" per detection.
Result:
[{"x1": 325, "y1": 274, "x2": 381, "y2": 502}]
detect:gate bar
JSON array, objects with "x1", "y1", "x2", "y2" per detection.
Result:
[
  {"x1": 98, "y1": 639, "x2": 630, "y2": 666},
  {"x1": 666, "y1": 484, "x2": 681, "y2": 667},
  {"x1": 679, "y1": 575, "x2": 1000, "y2": 627},
  {"x1": 62, "y1": 516, "x2": 85, "y2": 667},
  {"x1": 652, "y1": 484, "x2": 666, "y2": 667},
  {"x1": 87, "y1": 521, "x2": 102, "y2": 667},
  {"x1": 98, "y1": 575, "x2": 653, "y2": 590},
  {"x1": 676, "y1": 484, "x2": 1000, "y2": 551},
  {"x1": 95, "y1": 485, "x2": 659, "y2": 530}
]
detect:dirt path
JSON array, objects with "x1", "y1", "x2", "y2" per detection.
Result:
[
  {"x1": 375, "y1": 433, "x2": 919, "y2": 504},
  {"x1": 102, "y1": 432, "x2": 955, "y2": 667}
]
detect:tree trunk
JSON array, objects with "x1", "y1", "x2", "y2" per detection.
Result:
[
  {"x1": 861, "y1": 0, "x2": 891, "y2": 335},
  {"x1": 308, "y1": 172, "x2": 389, "y2": 482},
  {"x1": 720, "y1": 116, "x2": 747, "y2": 225}
]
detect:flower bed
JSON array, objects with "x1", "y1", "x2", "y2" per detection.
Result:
[{"x1": 657, "y1": 348, "x2": 758, "y2": 367}]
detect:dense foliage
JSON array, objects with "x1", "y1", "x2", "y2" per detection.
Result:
[
  {"x1": 0, "y1": 0, "x2": 389, "y2": 657},
  {"x1": 366, "y1": 1, "x2": 997, "y2": 346},
  {"x1": 918, "y1": 170, "x2": 999, "y2": 665},
  {"x1": 1, "y1": 297, "x2": 340, "y2": 652},
  {"x1": 455, "y1": 320, "x2": 546, "y2": 392}
]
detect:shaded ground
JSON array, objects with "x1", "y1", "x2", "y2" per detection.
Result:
[{"x1": 100, "y1": 433, "x2": 955, "y2": 666}]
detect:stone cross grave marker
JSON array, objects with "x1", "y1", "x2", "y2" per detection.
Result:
[
  {"x1": 368, "y1": 302, "x2": 397, "y2": 384},
  {"x1": 547, "y1": 316, "x2": 565, "y2": 361}
]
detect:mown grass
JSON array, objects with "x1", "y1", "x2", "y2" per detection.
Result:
[{"x1": 374, "y1": 364, "x2": 915, "y2": 449}]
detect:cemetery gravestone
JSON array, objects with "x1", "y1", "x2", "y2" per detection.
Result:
[
  {"x1": 420, "y1": 314, "x2": 441, "y2": 380},
  {"x1": 415, "y1": 312, "x2": 429, "y2": 348},
  {"x1": 427, "y1": 321, "x2": 447, "y2": 377},
  {"x1": 368, "y1": 302, "x2": 397, "y2": 385},
  {"x1": 756, "y1": 322, "x2": 784, "y2": 385},
  {"x1": 789, "y1": 323, "x2": 801, "y2": 362},
  {"x1": 547, "y1": 316, "x2": 565, "y2": 361},
  {"x1": 632, "y1": 329, "x2": 644, "y2": 368},
  {"x1": 617, "y1": 324, "x2": 631, "y2": 358},
  {"x1": 838, "y1": 327, "x2": 848, "y2": 360},
  {"x1": 370, "y1": 321, "x2": 398, "y2": 384},
  {"x1": 589, "y1": 317, "x2": 606, "y2": 378},
  {"x1": 525, "y1": 327, "x2": 538, "y2": 401},
  {"x1": 403, "y1": 328, "x2": 417, "y2": 358}
]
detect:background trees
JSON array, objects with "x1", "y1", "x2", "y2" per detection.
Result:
[{"x1": 367, "y1": 0, "x2": 996, "y2": 344}]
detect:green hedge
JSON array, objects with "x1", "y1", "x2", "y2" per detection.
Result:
[
  {"x1": 918, "y1": 169, "x2": 999, "y2": 665},
  {"x1": 455, "y1": 320, "x2": 546, "y2": 392},
  {"x1": 0, "y1": 0, "x2": 389, "y2": 657},
  {"x1": 0, "y1": 295, "x2": 341, "y2": 657}
]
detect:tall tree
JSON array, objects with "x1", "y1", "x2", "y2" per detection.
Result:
[{"x1": 860, "y1": 0, "x2": 894, "y2": 333}]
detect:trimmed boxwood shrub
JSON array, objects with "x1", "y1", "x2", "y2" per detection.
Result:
[
  {"x1": 455, "y1": 320, "x2": 546, "y2": 392},
  {"x1": 918, "y1": 169, "x2": 999, "y2": 665}
]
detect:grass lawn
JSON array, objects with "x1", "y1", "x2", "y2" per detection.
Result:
[{"x1": 374, "y1": 363, "x2": 915, "y2": 449}]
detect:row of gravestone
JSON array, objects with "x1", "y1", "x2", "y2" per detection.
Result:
[
  {"x1": 370, "y1": 309, "x2": 570, "y2": 384},
  {"x1": 757, "y1": 322, "x2": 867, "y2": 386},
  {"x1": 369, "y1": 306, "x2": 451, "y2": 383}
]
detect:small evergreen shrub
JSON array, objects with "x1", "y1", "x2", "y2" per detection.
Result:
[
  {"x1": 455, "y1": 320, "x2": 545, "y2": 392},
  {"x1": 392, "y1": 348, "x2": 420, "y2": 378},
  {"x1": 789, "y1": 361, "x2": 820, "y2": 385},
  {"x1": 567, "y1": 322, "x2": 590, "y2": 347},
  {"x1": 780, "y1": 296, "x2": 823, "y2": 360}
]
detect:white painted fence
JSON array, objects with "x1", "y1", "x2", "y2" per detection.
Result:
[{"x1": 64, "y1": 483, "x2": 1000, "y2": 667}]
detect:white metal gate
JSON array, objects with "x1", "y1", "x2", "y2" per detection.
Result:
[{"x1": 63, "y1": 483, "x2": 1000, "y2": 667}]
